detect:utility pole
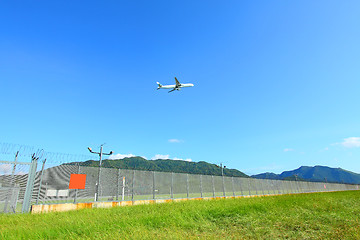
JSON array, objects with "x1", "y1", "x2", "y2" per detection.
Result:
[
  {"x1": 219, "y1": 163, "x2": 227, "y2": 176},
  {"x1": 220, "y1": 163, "x2": 226, "y2": 197},
  {"x1": 88, "y1": 145, "x2": 113, "y2": 201}
]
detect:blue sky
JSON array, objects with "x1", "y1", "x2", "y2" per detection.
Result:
[{"x1": 1, "y1": 1, "x2": 360, "y2": 175}]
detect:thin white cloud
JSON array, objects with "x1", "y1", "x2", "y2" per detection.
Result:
[
  {"x1": 168, "y1": 139, "x2": 182, "y2": 143},
  {"x1": 151, "y1": 154, "x2": 192, "y2": 162},
  {"x1": 173, "y1": 157, "x2": 192, "y2": 162},
  {"x1": 283, "y1": 148, "x2": 294, "y2": 152},
  {"x1": 151, "y1": 154, "x2": 170, "y2": 160},
  {"x1": 317, "y1": 147, "x2": 329, "y2": 153},
  {"x1": 108, "y1": 153, "x2": 192, "y2": 162},
  {"x1": 340, "y1": 137, "x2": 360, "y2": 148},
  {"x1": 109, "y1": 153, "x2": 136, "y2": 160}
]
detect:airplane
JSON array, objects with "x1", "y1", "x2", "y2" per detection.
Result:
[{"x1": 156, "y1": 77, "x2": 194, "y2": 93}]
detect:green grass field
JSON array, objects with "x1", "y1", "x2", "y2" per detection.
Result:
[{"x1": 1, "y1": 191, "x2": 359, "y2": 239}]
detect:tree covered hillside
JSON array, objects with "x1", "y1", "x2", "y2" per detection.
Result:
[
  {"x1": 252, "y1": 165, "x2": 360, "y2": 184},
  {"x1": 74, "y1": 157, "x2": 248, "y2": 177}
]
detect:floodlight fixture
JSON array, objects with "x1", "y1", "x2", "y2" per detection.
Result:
[{"x1": 88, "y1": 145, "x2": 114, "y2": 201}]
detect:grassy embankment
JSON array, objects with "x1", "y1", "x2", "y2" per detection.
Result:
[{"x1": 1, "y1": 191, "x2": 359, "y2": 239}]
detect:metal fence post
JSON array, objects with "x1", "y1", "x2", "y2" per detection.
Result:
[
  {"x1": 288, "y1": 180, "x2": 293, "y2": 194},
  {"x1": 248, "y1": 178, "x2": 251, "y2": 196},
  {"x1": 222, "y1": 175, "x2": 226, "y2": 197},
  {"x1": 94, "y1": 182, "x2": 98, "y2": 202},
  {"x1": 152, "y1": 171, "x2": 156, "y2": 200},
  {"x1": 186, "y1": 174, "x2": 189, "y2": 199},
  {"x1": 171, "y1": 172, "x2": 174, "y2": 199},
  {"x1": 287, "y1": 181, "x2": 291, "y2": 194},
  {"x1": 294, "y1": 180, "x2": 298, "y2": 193},
  {"x1": 289, "y1": 180, "x2": 295, "y2": 194},
  {"x1": 42, "y1": 182, "x2": 48, "y2": 204},
  {"x1": 116, "y1": 169, "x2": 120, "y2": 201},
  {"x1": 306, "y1": 181, "x2": 311, "y2": 193},
  {"x1": 200, "y1": 175, "x2": 203, "y2": 198},
  {"x1": 277, "y1": 180, "x2": 281, "y2": 194},
  {"x1": 211, "y1": 175, "x2": 215, "y2": 198},
  {"x1": 260, "y1": 179, "x2": 265, "y2": 195},
  {"x1": 231, "y1": 177, "x2": 235, "y2": 197},
  {"x1": 298, "y1": 180, "x2": 302, "y2": 193},
  {"x1": 254, "y1": 179, "x2": 258, "y2": 195},
  {"x1": 265, "y1": 179, "x2": 270, "y2": 195},
  {"x1": 3, "y1": 152, "x2": 18, "y2": 213},
  {"x1": 36, "y1": 159, "x2": 47, "y2": 205},
  {"x1": 11, "y1": 151, "x2": 19, "y2": 180},
  {"x1": 122, "y1": 176, "x2": 125, "y2": 201},
  {"x1": 22, "y1": 154, "x2": 38, "y2": 213},
  {"x1": 283, "y1": 181, "x2": 288, "y2": 194},
  {"x1": 295, "y1": 181, "x2": 300, "y2": 193},
  {"x1": 73, "y1": 163, "x2": 80, "y2": 204},
  {"x1": 239, "y1": 178, "x2": 244, "y2": 196},
  {"x1": 283, "y1": 181, "x2": 287, "y2": 194},
  {"x1": 280, "y1": 181, "x2": 285, "y2": 194},
  {"x1": 289, "y1": 181, "x2": 293, "y2": 194},
  {"x1": 132, "y1": 170, "x2": 135, "y2": 202}
]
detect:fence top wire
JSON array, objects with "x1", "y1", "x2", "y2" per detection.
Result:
[{"x1": 0, "y1": 142, "x2": 93, "y2": 164}]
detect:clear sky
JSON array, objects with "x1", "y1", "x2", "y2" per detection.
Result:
[{"x1": 1, "y1": 1, "x2": 360, "y2": 175}]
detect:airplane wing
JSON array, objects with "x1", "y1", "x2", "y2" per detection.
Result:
[
  {"x1": 168, "y1": 88, "x2": 176, "y2": 93},
  {"x1": 174, "y1": 77, "x2": 181, "y2": 87}
]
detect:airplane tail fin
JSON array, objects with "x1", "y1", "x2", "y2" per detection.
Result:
[{"x1": 156, "y1": 82, "x2": 162, "y2": 90}]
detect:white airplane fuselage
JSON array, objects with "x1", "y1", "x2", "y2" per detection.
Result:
[
  {"x1": 158, "y1": 83, "x2": 194, "y2": 89},
  {"x1": 157, "y1": 77, "x2": 194, "y2": 92}
]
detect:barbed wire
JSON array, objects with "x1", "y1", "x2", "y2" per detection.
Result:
[
  {"x1": 0, "y1": 142, "x2": 94, "y2": 163},
  {"x1": 0, "y1": 143, "x2": 37, "y2": 157},
  {"x1": 42, "y1": 152, "x2": 93, "y2": 163}
]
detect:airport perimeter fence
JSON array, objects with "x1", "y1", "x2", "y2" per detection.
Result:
[{"x1": 1, "y1": 150, "x2": 359, "y2": 214}]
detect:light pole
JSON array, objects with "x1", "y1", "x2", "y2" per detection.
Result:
[
  {"x1": 88, "y1": 145, "x2": 113, "y2": 201},
  {"x1": 220, "y1": 163, "x2": 226, "y2": 176}
]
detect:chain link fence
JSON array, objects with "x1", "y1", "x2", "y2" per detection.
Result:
[{"x1": 1, "y1": 154, "x2": 359, "y2": 214}]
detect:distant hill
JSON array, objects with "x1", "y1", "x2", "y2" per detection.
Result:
[
  {"x1": 252, "y1": 172, "x2": 281, "y2": 180},
  {"x1": 72, "y1": 157, "x2": 249, "y2": 177},
  {"x1": 252, "y1": 166, "x2": 360, "y2": 184}
]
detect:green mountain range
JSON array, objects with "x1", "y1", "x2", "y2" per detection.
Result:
[
  {"x1": 74, "y1": 156, "x2": 249, "y2": 177},
  {"x1": 251, "y1": 166, "x2": 360, "y2": 184},
  {"x1": 70, "y1": 158, "x2": 360, "y2": 184}
]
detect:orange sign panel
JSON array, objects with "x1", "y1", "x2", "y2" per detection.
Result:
[{"x1": 69, "y1": 174, "x2": 87, "y2": 189}]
